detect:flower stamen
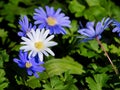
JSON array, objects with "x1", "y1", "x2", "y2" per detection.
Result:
[
  {"x1": 47, "y1": 17, "x2": 57, "y2": 26},
  {"x1": 34, "y1": 41, "x2": 44, "y2": 50},
  {"x1": 25, "y1": 62, "x2": 32, "y2": 68}
]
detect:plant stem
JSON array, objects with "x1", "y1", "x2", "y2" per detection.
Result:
[{"x1": 96, "y1": 37, "x2": 118, "y2": 75}]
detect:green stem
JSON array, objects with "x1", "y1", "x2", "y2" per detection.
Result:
[{"x1": 96, "y1": 37, "x2": 118, "y2": 75}]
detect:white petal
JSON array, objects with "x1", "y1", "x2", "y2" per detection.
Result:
[
  {"x1": 38, "y1": 52, "x2": 43, "y2": 61},
  {"x1": 39, "y1": 28, "x2": 45, "y2": 40},
  {"x1": 36, "y1": 28, "x2": 41, "y2": 40},
  {"x1": 20, "y1": 46, "x2": 29, "y2": 50},
  {"x1": 28, "y1": 51, "x2": 34, "y2": 59},
  {"x1": 45, "y1": 41, "x2": 57, "y2": 47},
  {"x1": 21, "y1": 37, "x2": 32, "y2": 43},
  {"x1": 43, "y1": 30, "x2": 50, "y2": 39},
  {"x1": 31, "y1": 29, "x2": 36, "y2": 41},
  {"x1": 45, "y1": 35, "x2": 54, "y2": 42},
  {"x1": 32, "y1": 51, "x2": 37, "y2": 57},
  {"x1": 42, "y1": 50, "x2": 49, "y2": 56},
  {"x1": 27, "y1": 32, "x2": 34, "y2": 41},
  {"x1": 45, "y1": 48, "x2": 55, "y2": 56}
]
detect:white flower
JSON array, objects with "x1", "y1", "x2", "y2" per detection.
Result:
[{"x1": 20, "y1": 28, "x2": 57, "y2": 61}]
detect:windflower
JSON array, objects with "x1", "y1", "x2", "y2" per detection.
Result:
[
  {"x1": 13, "y1": 51, "x2": 45, "y2": 78},
  {"x1": 20, "y1": 28, "x2": 57, "y2": 61},
  {"x1": 112, "y1": 20, "x2": 120, "y2": 36},
  {"x1": 18, "y1": 15, "x2": 36, "y2": 37},
  {"x1": 78, "y1": 18, "x2": 112, "y2": 41},
  {"x1": 33, "y1": 6, "x2": 71, "y2": 34}
]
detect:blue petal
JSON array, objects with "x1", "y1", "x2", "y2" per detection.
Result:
[{"x1": 95, "y1": 22, "x2": 103, "y2": 35}]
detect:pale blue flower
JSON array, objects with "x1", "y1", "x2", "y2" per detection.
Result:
[
  {"x1": 112, "y1": 20, "x2": 120, "y2": 36},
  {"x1": 18, "y1": 15, "x2": 36, "y2": 37},
  {"x1": 33, "y1": 6, "x2": 71, "y2": 34},
  {"x1": 78, "y1": 18, "x2": 112, "y2": 41}
]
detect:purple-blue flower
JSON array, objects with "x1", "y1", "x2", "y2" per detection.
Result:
[
  {"x1": 13, "y1": 50, "x2": 45, "y2": 78},
  {"x1": 112, "y1": 20, "x2": 120, "y2": 36},
  {"x1": 78, "y1": 18, "x2": 112, "y2": 41},
  {"x1": 33, "y1": 6, "x2": 71, "y2": 34},
  {"x1": 18, "y1": 15, "x2": 36, "y2": 37}
]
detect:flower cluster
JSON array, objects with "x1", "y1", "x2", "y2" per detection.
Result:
[
  {"x1": 14, "y1": 6, "x2": 71, "y2": 78},
  {"x1": 14, "y1": 5, "x2": 120, "y2": 78}
]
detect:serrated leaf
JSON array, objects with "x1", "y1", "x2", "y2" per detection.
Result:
[
  {"x1": 44, "y1": 56, "x2": 84, "y2": 77},
  {"x1": 0, "y1": 29, "x2": 8, "y2": 44},
  {"x1": 69, "y1": 20, "x2": 78, "y2": 33},
  {"x1": 84, "y1": 6, "x2": 107, "y2": 21},
  {"x1": 114, "y1": 37, "x2": 120, "y2": 44},
  {"x1": 85, "y1": 0, "x2": 100, "y2": 6},
  {"x1": 69, "y1": 0, "x2": 85, "y2": 17},
  {"x1": 0, "y1": 69, "x2": 9, "y2": 90},
  {"x1": 0, "y1": 50, "x2": 9, "y2": 68},
  {"x1": 89, "y1": 40, "x2": 101, "y2": 53},
  {"x1": 86, "y1": 73, "x2": 109, "y2": 90},
  {"x1": 0, "y1": 29, "x2": 8, "y2": 38},
  {"x1": 26, "y1": 76, "x2": 41, "y2": 89},
  {"x1": 109, "y1": 44, "x2": 120, "y2": 56}
]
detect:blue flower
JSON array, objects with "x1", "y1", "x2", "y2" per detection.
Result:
[
  {"x1": 33, "y1": 6, "x2": 71, "y2": 34},
  {"x1": 13, "y1": 50, "x2": 45, "y2": 78},
  {"x1": 18, "y1": 15, "x2": 36, "y2": 37},
  {"x1": 78, "y1": 18, "x2": 112, "y2": 41},
  {"x1": 112, "y1": 20, "x2": 120, "y2": 36}
]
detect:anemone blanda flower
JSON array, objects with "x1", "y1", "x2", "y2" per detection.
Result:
[
  {"x1": 13, "y1": 50, "x2": 45, "y2": 78},
  {"x1": 18, "y1": 15, "x2": 36, "y2": 37},
  {"x1": 20, "y1": 28, "x2": 57, "y2": 61},
  {"x1": 33, "y1": 6, "x2": 71, "y2": 34},
  {"x1": 78, "y1": 17, "x2": 112, "y2": 41},
  {"x1": 112, "y1": 20, "x2": 120, "y2": 36}
]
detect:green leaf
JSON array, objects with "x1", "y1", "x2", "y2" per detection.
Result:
[
  {"x1": 109, "y1": 44, "x2": 120, "y2": 56},
  {"x1": 114, "y1": 37, "x2": 120, "y2": 44},
  {"x1": 86, "y1": 73, "x2": 109, "y2": 90},
  {"x1": 0, "y1": 69, "x2": 9, "y2": 90},
  {"x1": 43, "y1": 76, "x2": 65, "y2": 90},
  {"x1": 0, "y1": 29, "x2": 8, "y2": 44},
  {"x1": 89, "y1": 40, "x2": 101, "y2": 53},
  {"x1": 44, "y1": 56, "x2": 84, "y2": 77},
  {"x1": 69, "y1": 20, "x2": 78, "y2": 33},
  {"x1": 84, "y1": 6, "x2": 107, "y2": 21},
  {"x1": 68, "y1": 0, "x2": 85, "y2": 17},
  {"x1": 78, "y1": 42, "x2": 101, "y2": 58},
  {"x1": 85, "y1": 0, "x2": 100, "y2": 6},
  {"x1": 26, "y1": 76, "x2": 41, "y2": 89},
  {"x1": 0, "y1": 50, "x2": 9, "y2": 68},
  {"x1": 43, "y1": 72, "x2": 78, "y2": 90}
]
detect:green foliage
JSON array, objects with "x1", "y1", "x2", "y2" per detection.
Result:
[
  {"x1": 43, "y1": 72, "x2": 78, "y2": 90},
  {"x1": 26, "y1": 76, "x2": 41, "y2": 89},
  {"x1": 1, "y1": 0, "x2": 120, "y2": 89},
  {"x1": 0, "y1": 29, "x2": 8, "y2": 44},
  {"x1": 68, "y1": 0, "x2": 85, "y2": 17},
  {"x1": 77, "y1": 40, "x2": 101, "y2": 58},
  {"x1": 0, "y1": 50, "x2": 9, "y2": 68},
  {"x1": 0, "y1": 69, "x2": 9, "y2": 90},
  {"x1": 86, "y1": 73, "x2": 109, "y2": 90},
  {"x1": 44, "y1": 56, "x2": 85, "y2": 77}
]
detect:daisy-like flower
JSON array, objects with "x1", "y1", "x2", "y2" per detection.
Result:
[
  {"x1": 112, "y1": 20, "x2": 120, "y2": 36},
  {"x1": 20, "y1": 28, "x2": 57, "y2": 61},
  {"x1": 13, "y1": 50, "x2": 45, "y2": 78},
  {"x1": 33, "y1": 6, "x2": 71, "y2": 34},
  {"x1": 18, "y1": 15, "x2": 36, "y2": 37},
  {"x1": 78, "y1": 17, "x2": 112, "y2": 41}
]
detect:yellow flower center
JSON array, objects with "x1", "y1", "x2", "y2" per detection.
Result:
[
  {"x1": 25, "y1": 62, "x2": 32, "y2": 68},
  {"x1": 47, "y1": 17, "x2": 57, "y2": 26},
  {"x1": 34, "y1": 41, "x2": 44, "y2": 50}
]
